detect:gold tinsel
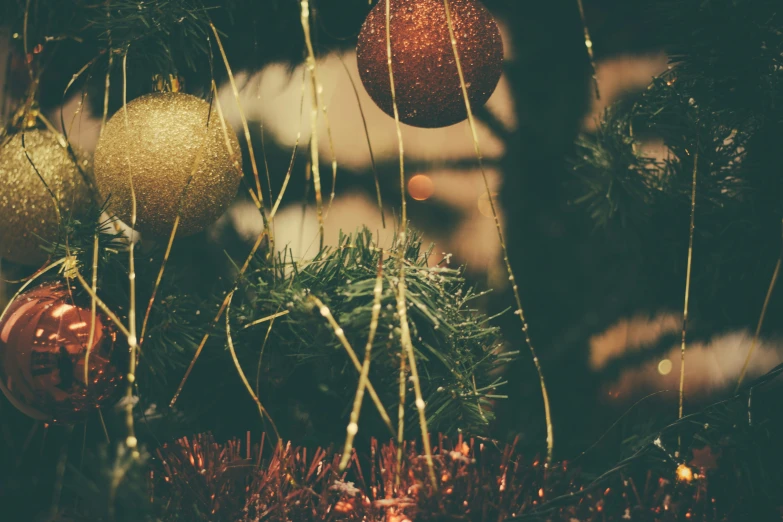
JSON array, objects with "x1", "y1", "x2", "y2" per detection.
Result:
[
  {"x1": 94, "y1": 92, "x2": 243, "y2": 238},
  {"x1": 0, "y1": 129, "x2": 93, "y2": 265}
]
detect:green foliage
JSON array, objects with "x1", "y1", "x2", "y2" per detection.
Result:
[
  {"x1": 572, "y1": 0, "x2": 782, "y2": 225},
  {"x1": 230, "y1": 229, "x2": 513, "y2": 437},
  {"x1": 92, "y1": 0, "x2": 213, "y2": 75},
  {"x1": 46, "y1": 210, "x2": 512, "y2": 441}
]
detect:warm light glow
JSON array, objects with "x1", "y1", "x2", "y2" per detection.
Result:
[
  {"x1": 408, "y1": 174, "x2": 434, "y2": 201},
  {"x1": 658, "y1": 359, "x2": 673, "y2": 375},
  {"x1": 477, "y1": 192, "x2": 499, "y2": 217},
  {"x1": 69, "y1": 321, "x2": 88, "y2": 330},
  {"x1": 333, "y1": 500, "x2": 353, "y2": 513},
  {"x1": 676, "y1": 463, "x2": 694, "y2": 482},
  {"x1": 51, "y1": 304, "x2": 75, "y2": 318},
  {"x1": 35, "y1": 328, "x2": 44, "y2": 338}
]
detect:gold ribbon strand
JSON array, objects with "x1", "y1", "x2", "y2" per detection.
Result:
[{"x1": 442, "y1": 0, "x2": 554, "y2": 465}]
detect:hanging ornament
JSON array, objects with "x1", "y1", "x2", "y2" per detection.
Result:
[
  {"x1": 0, "y1": 282, "x2": 126, "y2": 423},
  {"x1": 0, "y1": 129, "x2": 93, "y2": 265},
  {"x1": 356, "y1": 0, "x2": 504, "y2": 128},
  {"x1": 94, "y1": 92, "x2": 243, "y2": 238}
]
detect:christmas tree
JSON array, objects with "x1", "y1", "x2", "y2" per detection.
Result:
[{"x1": 0, "y1": 0, "x2": 781, "y2": 520}]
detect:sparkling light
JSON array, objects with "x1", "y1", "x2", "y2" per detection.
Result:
[{"x1": 676, "y1": 463, "x2": 694, "y2": 483}]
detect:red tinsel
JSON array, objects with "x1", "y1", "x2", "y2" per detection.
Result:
[{"x1": 150, "y1": 433, "x2": 732, "y2": 521}]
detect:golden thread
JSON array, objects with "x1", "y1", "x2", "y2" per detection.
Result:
[
  {"x1": 65, "y1": 87, "x2": 88, "y2": 141},
  {"x1": 309, "y1": 295, "x2": 394, "y2": 433},
  {"x1": 58, "y1": 54, "x2": 103, "y2": 199},
  {"x1": 209, "y1": 23, "x2": 264, "y2": 205},
  {"x1": 396, "y1": 266, "x2": 438, "y2": 489},
  {"x1": 270, "y1": 69, "x2": 307, "y2": 220},
  {"x1": 301, "y1": 6, "x2": 338, "y2": 218},
  {"x1": 84, "y1": 233, "x2": 99, "y2": 387},
  {"x1": 679, "y1": 142, "x2": 699, "y2": 420},
  {"x1": 442, "y1": 0, "x2": 554, "y2": 465},
  {"x1": 382, "y1": 0, "x2": 432, "y2": 486},
  {"x1": 100, "y1": 1, "x2": 112, "y2": 137},
  {"x1": 299, "y1": 0, "x2": 325, "y2": 251},
  {"x1": 139, "y1": 215, "x2": 180, "y2": 347},
  {"x1": 270, "y1": 144, "x2": 297, "y2": 220},
  {"x1": 20, "y1": 132, "x2": 61, "y2": 224},
  {"x1": 0, "y1": 259, "x2": 66, "y2": 326},
  {"x1": 36, "y1": 113, "x2": 67, "y2": 148},
  {"x1": 338, "y1": 55, "x2": 385, "y2": 228},
  {"x1": 339, "y1": 252, "x2": 384, "y2": 471},
  {"x1": 242, "y1": 310, "x2": 290, "y2": 330},
  {"x1": 209, "y1": 24, "x2": 275, "y2": 262},
  {"x1": 139, "y1": 91, "x2": 219, "y2": 348},
  {"x1": 23, "y1": 0, "x2": 33, "y2": 83},
  {"x1": 256, "y1": 311, "x2": 277, "y2": 397},
  {"x1": 169, "y1": 229, "x2": 268, "y2": 407},
  {"x1": 97, "y1": 409, "x2": 110, "y2": 443},
  {"x1": 255, "y1": 270, "x2": 299, "y2": 398},
  {"x1": 156, "y1": 85, "x2": 276, "y2": 402},
  {"x1": 575, "y1": 0, "x2": 599, "y2": 99},
  {"x1": 121, "y1": 48, "x2": 139, "y2": 459},
  {"x1": 735, "y1": 219, "x2": 783, "y2": 392},
  {"x1": 101, "y1": 54, "x2": 112, "y2": 137},
  {"x1": 395, "y1": 345, "x2": 406, "y2": 488},
  {"x1": 211, "y1": 80, "x2": 260, "y2": 211},
  {"x1": 72, "y1": 270, "x2": 131, "y2": 338},
  {"x1": 225, "y1": 292, "x2": 280, "y2": 441},
  {"x1": 385, "y1": 0, "x2": 406, "y2": 231},
  {"x1": 300, "y1": 158, "x2": 312, "y2": 255}
]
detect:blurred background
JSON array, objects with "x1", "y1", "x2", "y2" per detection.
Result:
[{"x1": 1, "y1": 0, "x2": 781, "y2": 461}]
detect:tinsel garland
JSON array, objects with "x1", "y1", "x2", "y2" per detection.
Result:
[
  {"x1": 140, "y1": 432, "x2": 757, "y2": 521},
  {"x1": 53, "y1": 363, "x2": 779, "y2": 521}
]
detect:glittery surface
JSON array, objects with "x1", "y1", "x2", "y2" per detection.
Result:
[
  {"x1": 94, "y1": 92, "x2": 242, "y2": 238},
  {"x1": 0, "y1": 129, "x2": 93, "y2": 265},
  {"x1": 0, "y1": 283, "x2": 125, "y2": 423},
  {"x1": 356, "y1": 0, "x2": 504, "y2": 128}
]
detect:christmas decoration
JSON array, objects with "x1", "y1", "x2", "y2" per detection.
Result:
[
  {"x1": 94, "y1": 92, "x2": 242, "y2": 238},
  {"x1": 142, "y1": 428, "x2": 775, "y2": 522},
  {"x1": 0, "y1": 0, "x2": 781, "y2": 520},
  {"x1": 0, "y1": 129, "x2": 93, "y2": 265},
  {"x1": 356, "y1": 0, "x2": 504, "y2": 128},
  {"x1": 0, "y1": 282, "x2": 125, "y2": 423},
  {"x1": 171, "y1": 228, "x2": 510, "y2": 441}
]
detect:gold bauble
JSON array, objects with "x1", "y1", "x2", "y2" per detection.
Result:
[
  {"x1": 94, "y1": 92, "x2": 243, "y2": 238},
  {"x1": 0, "y1": 129, "x2": 93, "y2": 265}
]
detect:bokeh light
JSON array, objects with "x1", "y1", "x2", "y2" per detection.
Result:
[
  {"x1": 477, "y1": 192, "x2": 499, "y2": 217},
  {"x1": 408, "y1": 174, "x2": 435, "y2": 201},
  {"x1": 658, "y1": 359, "x2": 673, "y2": 375}
]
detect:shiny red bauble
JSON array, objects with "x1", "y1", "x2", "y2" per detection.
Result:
[{"x1": 0, "y1": 282, "x2": 126, "y2": 423}]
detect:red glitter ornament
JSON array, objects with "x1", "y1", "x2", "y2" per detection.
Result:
[
  {"x1": 0, "y1": 282, "x2": 126, "y2": 423},
  {"x1": 356, "y1": 0, "x2": 504, "y2": 128}
]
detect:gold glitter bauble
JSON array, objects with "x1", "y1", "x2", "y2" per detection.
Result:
[
  {"x1": 94, "y1": 92, "x2": 242, "y2": 238},
  {"x1": 0, "y1": 129, "x2": 93, "y2": 265},
  {"x1": 356, "y1": 0, "x2": 504, "y2": 128}
]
